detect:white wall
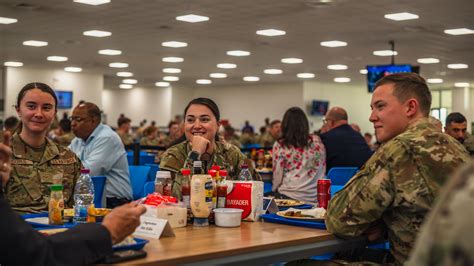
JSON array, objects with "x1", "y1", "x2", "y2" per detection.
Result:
[
  {"x1": 4, "y1": 67, "x2": 103, "y2": 118},
  {"x1": 303, "y1": 81, "x2": 374, "y2": 133}
]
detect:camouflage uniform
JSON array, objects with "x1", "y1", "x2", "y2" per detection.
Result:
[
  {"x1": 326, "y1": 117, "x2": 469, "y2": 265},
  {"x1": 160, "y1": 140, "x2": 261, "y2": 199},
  {"x1": 407, "y1": 161, "x2": 474, "y2": 266},
  {"x1": 117, "y1": 131, "x2": 134, "y2": 146},
  {"x1": 463, "y1": 134, "x2": 474, "y2": 155},
  {"x1": 5, "y1": 133, "x2": 82, "y2": 214},
  {"x1": 258, "y1": 132, "x2": 276, "y2": 147},
  {"x1": 140, "y1": 137, "x2": 162, "y2": 146},
  {"x1": 239, "y1": 133, "x2": 256, "y2": 146},
  {"x1": 55, "y1": 132, "x2": 75, "y2": 146},
  {"x1": 162, "y1": 135, "x2": 179, "y2": 147}
]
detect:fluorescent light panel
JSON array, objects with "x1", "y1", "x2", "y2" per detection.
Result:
[
  {"x1": 64, "y1": 67, "x2": 82, "y2": 72},
  {"x1": 447, "y1": 63, "x2": 468, "y2": 69},
  {"x1": 155, "y1": 82, "x2": 170, "y2": 87},
  {"x1": 4, "y1": 61, "x2": 23, "y2": 67},
  {"x1": 454, "y1": 82, "x2": 470, "y2": 87},
  {"x1": 264, "y1": 69, "x2": 283, "y2": 75},
  {"x1": 243, "y1": 76, "x2": 260, "y2": 82},
  {"x1": 47, "y1": 56, "x2": 68, "y2": 62},
  {"x1": 384, "y1": 12, "x2": 419, "y2": 21},
  {"x1": 256, "y1": 29, "x2": 286, "y2": 36},
  {"x1": 119, "y1": 84, "x2": 133, "y2": 89},
  {"x1": 122, "y1": 79, "x2": 137, "y2": 84},
  {"x1": 417, "y1": 58, "x2": 440, "y2": 64},
  {"x1": 176, "y1": 14, "x2": 209, "y2": 23},
  {"x1": 217, "y1": 63, "x2": 237, "y2": 69},
  {"x1": 334, "y1": 77, "x2": 351, "y2": 83},
  {"x1": 98, "y1": 49, "x2": 122, "y2": 55},
  {"x1": 163, "y1": 68, "x2": 181, "y2": 74},
  {"x1": 427, "y1": 78, "x2": 443, "y2": 84},
  {"x1": 327, "y1": 64, "x2": 348, "y2": 70},
  {"x1": 162, "y1": 41, "x2": 188, "y2": 48},
  {"x1": 209, "y1": 73, "x2": 227, "y2": 78},
  {"x1": 0, "y1": 17, "x2": 18, "y2": 24},
  {"x1": 297, "y1": 73, "x2": 315, "y2": 79},
  {"x1": 196, "y1": 79, "x2": 212, "y2": 84},
  {"x1": 373, "y1": 50, "x2": 398, "y2": 56},
  {"x1": 162, "y1": 57, "x2": 184, "y2": 63},
  {"x1": 73, "y1": 0, "x2": 110, "y2": 5},
  {"x1": 163, "y1": 76, "x2": 179, "y2": 81},
  {"x1": 359, "y1": 69, "x2": 368, "y2": 74},
  {"x1": 23, "y1": 40, "x2": 48, "y2": 47},
  {"x1": 281, "y1": 58, "x2": 303, "y2": 64},
  {"x1": 117, "y1": 72, "x2": 133, "y2": 77},
  {"x1": 320, "y1": 40, "x2": 347, "y2": 47},
  {"x1": 83, "y1": 30, "x2": 111, "y2": 37},
  {"x1": 109, "y1": 62, "x2": 128, "y2": 68},
  {"x1": 226, "y1": 50, "x2": 251, "y2": 56},
  {"x1": 444, "y1": 28, "x2": 474, "y2": 35}
]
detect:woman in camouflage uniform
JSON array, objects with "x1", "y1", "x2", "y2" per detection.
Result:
[
  {"x1": 4, "y1": 82, "x2": 81, "y2": 214},
  {"x1": 160, "y1": 97, "x2": 260, "y2": 199}
]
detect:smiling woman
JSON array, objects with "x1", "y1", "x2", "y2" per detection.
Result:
[
  {"x1": 4, "y1": 82, "x2": 82, "y2": 215},
  {"x1": 160, "y1": 97, "x2": 261, "y2": 199}
]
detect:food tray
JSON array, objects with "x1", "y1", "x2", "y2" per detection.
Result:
[
  {"x1": 113, "y1": 238, "x2": 149, "y2": 251},
  {"x1": 22, "y1": 212, "x2": 76, "y2": 228},
  {"x1": 260, "y1": 213, "x2": 326, "y2": 229},
  {"x1": 278, "y1": 204, "x2": 314, "y2": 211}
]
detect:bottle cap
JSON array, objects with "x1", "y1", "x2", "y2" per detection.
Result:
[
  {"x1": 50, "y1": 184, "x2": 64, "y2": 191},
  {"x1": 156, "y1": 171, "x2": 171, "y2": 179},
  {"x1": 80, "y1": 169, "x2": 90, "y2": 174},
  {"x1": 193, "y1": 161, "x2": 202, "y2": 168},
  {"x1": 211, "y1": 165, "x2": 221, "y2": 171},
  {"x1": 181, "y1": 169, "x2": 191, "y2": 175},
  {"x1": 241, "y1": 164, "x2": 248, "y2": 169},
  {"x1": 219, "y1": 170, "x2": 228, "y2": 177},
  {"x1": 208, "y1": 169, "x2": 217, "y2": 177}
]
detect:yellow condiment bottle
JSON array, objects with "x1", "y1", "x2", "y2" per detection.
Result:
[
  {"x1": 49, "y1": 184, "x2": 64, "y2": 225},
  {"x1": 190, "y1": 161, "x2": 213, "y2": 226}
]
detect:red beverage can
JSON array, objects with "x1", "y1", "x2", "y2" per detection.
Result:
[{"x1": 317, "y1": 179, "x2": 331, "y2": 209}]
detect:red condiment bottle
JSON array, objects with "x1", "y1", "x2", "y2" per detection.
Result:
[{"x1": 217, "y1": 170, "x2": 228, "y2": 208}]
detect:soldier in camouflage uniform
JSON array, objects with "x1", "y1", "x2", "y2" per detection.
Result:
[
  {"x1": 160, "y1": 97, "x2": 260, "y2": 199},
  {"x1": 325, "y1": 73, "x2": 469, "y2": 265},
  {"x1": 4, "y1": 82, "x2": 82, "y2": 214},
  {"x1": 117, "y1": 117, "x2": 134, "y2": 146},
  {"x1": 407, "y1": 161, "x2": 474, "y2": 266},
  {"x1": 444, "y1": 112, "x2": 472, "y2": 155}
]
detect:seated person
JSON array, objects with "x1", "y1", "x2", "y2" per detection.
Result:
[
  {"x1": 116, "y1": 117, "x2": 133, "y2": 146},
  {"x1": 258, "y1": 120, "x2": 281, "y2": 147},
  {"x1": 5, "y1": 82, "x2": 81, "y2": 214},
  {"x1": 270, "y1": 107, "x2": 326, "y2": 202},
  {"x1": 444, "y1": 112, "x2": 473, "y2": 154},
  {"x1": 53, "y1": 118, "x2": 75, "y2": 146},
  {"x1": 140, "y1": 126, "x2": 163, "y2": 146},
  {"x1": 162, "y1": 121, "x2": 183, "y2": 148},
  {"x1": 326, "y1": 73, "x2": 469, "y2": 265},
  {"x1": 160, "y1": 97, "x2": 261, "y2": 199},
  {"x1": 69, "y1": 103, "x2": 133, "y2": 208},
  {"x1": 320, "y1": 107, "x2": 373, "y2": 173}
]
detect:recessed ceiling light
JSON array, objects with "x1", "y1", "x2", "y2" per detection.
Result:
[
  {"x1": 119, "y1": 84, "x2": 133, "y2": 89},
  {"x1": 327, "y1": 64, "x2": 348, "y2": 70},
  {"x1": 155, "y1": 82, "x2": 170, "y2": 87},
  {"x1": 417, "y1": 58, "x2": 440, "y2": 64},
  {"x1": 243, "y1": 76, "x2": 260, "y2": 82},
  {"x1": 83, "y1": 30, "x2": 112, "y2": 37},
  {"x1": 359, "y1": 69, "x2": 368, "y2": 74},
  {"x1": 109, "y1": 62, "x2": 128, "y2": 68},
  {"x1": 444, "y1": 28, "x2": 474, "y2": 35},
  {"x1": 427, "y1": 78, "x2": 443, "y2": 84},
  {"x1": 384, "y1": 12, "x2": 419, "y2": 21},
  {"x1": 256, "y1": 29, "x2": 286, "y2": 37},
  {"x1": 4, "y1": 61, "x2": 23, "y2": 67},
  {"x1": 163, "y1": 68, "x2": 182, "y2": 74},
  {"x1": 264, "y1": 69, "x2": 283, "y2": 75},
  {"x1": 64, "y1": 67, "x2": 82, "y2": 72},
  {"x1": 281, "y1": 58, "x2": 303, "y2": 64},
  {"x1": 447, "y1": 63, "x2": 468, "y2": 69},
  {"x1": 73, "y1": 0, "x2": 110, "y2": 5},
  {"x1": 162, "y1": 57, "x2": 184, "y2": 63},
  {"x1": 162, "y1": 41, "x2": 188, "y2": 48},
  {"x1": 0, "y1": 17, "x2": 18, "y2": 24},
  {"x1": 334, "y1": 77, "x2": 351, "y2": 83},
  {"x1": 98, "y1": 49, "x2": 122, "y2": 55},
  {"x1": 226, "y1": 50, "x2": 251, "y2": 57},
  {"x1": 176, "y1": 14, "x2": 209, "y2": 23},
  {"x1": 117, "y1": 72, "x2": 133, "y2": 77},
  {"x1": 163, "y1": 76, "x2": 179, "y2": 81},
  {"x1": 373, "y1": 50, "x2": 398, "y2": 56},
  {"x1": 23, "y1": 40, "x2": 48, "y2": 47},
  {"x1": 47, "y1": 56, "x2": 68, "y2": 62},
  {"x1": 297, "y1": 73, "x2": 315, "y2": 79},
  {"x1": 320, "y1": 40, "x2": 347, "y2": 47},
  {"x1": 454, "y1": 82, "x2": 470, "y2": 87},
  {"x1": 217, "y1": 63, "x2": 237, "y2": 69},
  {"x1": 123, "y1": 79, "x2": 138, "y2": 84},
  {"x1": 209, "y1": 73, "x2": 227, "y2": 78},
  {"x1": 196, "y1": 79, "x2": 212, "y2": 84}
]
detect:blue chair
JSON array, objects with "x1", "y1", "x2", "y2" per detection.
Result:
[
  {"x1": 331, "y1": 185, "x2": 344, "y2": 197},
  {"x1": 91, "y1": 176, "x2": 106, "y2": 208},
  {"x1": 127, "y1": 151, "x2": 156, "y2": 165},
  {"x1": 263, "y1": 181, "x2": 272, "y2": 194},
  {"x1": 143, "y1": 181, "x2": 155, "y2": 196},
  {"x1": 145, "y1": 163, "x2": 160, "y2": 182},
  {"x1": 129, "y1": 165, "x2": 151, "y2": 200},
  {"x1": 327, "y1": 167, "x2": 358, "y2": 186}
]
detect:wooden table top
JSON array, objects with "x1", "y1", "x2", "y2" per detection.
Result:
[{"x1": 121, "y1": 221, "x2": 335, "y2": 265}]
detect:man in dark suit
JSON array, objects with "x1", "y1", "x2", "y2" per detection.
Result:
[
  {"x1": 0, "y1": 143, "x2": 146, "y2": 266},
  {"x1": 320, "y1": 107, "x2": 373, "y2": 173}
]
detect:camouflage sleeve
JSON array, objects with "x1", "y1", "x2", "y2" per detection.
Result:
[
  {"x1": 325, "y1": 144, "x2": 398, "y2": 238},
  {"x1": 225, "y1": 144, "x2": 261, "y2": 181},
  {"x1": 66, "y1": 154, "x2": 82, "y2": 208},
  {"x1": 159, "y1": 145, "x2": 188, "y2": 199}
]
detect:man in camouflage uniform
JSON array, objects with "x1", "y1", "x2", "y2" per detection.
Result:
[
  {"x1": 162, "y1": 121, "x2": 183, "y2": 147},
  {"x1": 407, "y1": 161, "x2": 474, "y2": 266},
  {"x1": 444, "y1": 112, "x2": 473, "y2": 155},
  {"x1": 160, "y1": 141, "x2": 261, "y2": 199},
  {"x1": 258, "y1": 120, "x2": 281, "y2": 147},
  {"x1": 325, "y1": 73, "x2": 469, "y2": 265},
  {"x1": 5, "y1": 133, "x2": 81, "y2": 214},
  {"x1": 116, "y1": 117, "x2": 134, "y2": 146}
]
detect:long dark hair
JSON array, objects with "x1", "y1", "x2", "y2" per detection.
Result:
[
  {"x1": 281, "y1": 107, "x2": 309, "y2": 148},
  {"x1": 183, "y1": 98, "x2": 220, "y2": 141}
]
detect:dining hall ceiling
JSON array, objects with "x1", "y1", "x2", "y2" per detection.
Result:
[{"x1": 0, "y1": 0, "x2": 472, "y2": 90}]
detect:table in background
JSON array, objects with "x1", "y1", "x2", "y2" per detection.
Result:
[{"x1": 116, "y1": 221, "x2": 367, "y2": 266}]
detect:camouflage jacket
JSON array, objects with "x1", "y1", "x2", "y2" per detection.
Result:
[
  {"x1": 160, "y1": 140, "x2": 261, "y2": 199},
  {"x1": 258, "y1": 133, "x2": 276, "y2": 148},
  {"x1": 325, "y1": 117, "x2": 469, "y2": 265},
  {"x1": 407, "y1": 161, "x2": 474, "y2": 266},
  {"x1": 140, "y1": 137, "x2": 164, "y2": 146},
  {"x1": 117, "y1": 131, "x2": 134, "y2": 146},
  {"x1": 463, "y1": 134, "x2": 474, "y2": 155},
  {"x1": 55, "y1": 132, "x2": 75, "y2": 146},
  {"x1": 5, "y1": 133, "x2": 82, "y2": 214}
]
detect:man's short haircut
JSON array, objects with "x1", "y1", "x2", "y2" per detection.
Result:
[
  {"x1": 80, "y1": 102, "x2": 101, "y2": 121},
  {"x1": 168, "y1": 121, "x2": 178, "y2": 128},
  {"x1": 446, "y1": 112, "x2": 467, "y2": 125},
  {"x1": 270, "y1": 120, "x2": 281, "y2": 127},
  {"x1": 118, "y1": 117, "x2": 131, "y2": 127},
  {"x1": 59, "y1": 119, "x2": 71, "y2": 132},
  {"x1": 326, "y1": 107, "x2": 348, "y2": 121},
  {"x1": 4, "y1": 116, "x2": 19, "y2": 130},
  {"x1": 374, "y1": 73, "x2": 432, "y2": 116}
]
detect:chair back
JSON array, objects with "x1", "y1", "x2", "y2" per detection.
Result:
[
  {"x1": 327, "y1": 167, "x2": 358, "y2": 186},
  {"x1": 91, "y1": 176, "x2": 106, "y2": 208},
  {"x1": 145, "y1": 163, "x2": 160, "y2": 182},
  {"x1": 143, "y1": 181, "x2": 155, "y2": 196},
  {"x1": 129, "y1": 165, "x2": 151, "y2": 200}
]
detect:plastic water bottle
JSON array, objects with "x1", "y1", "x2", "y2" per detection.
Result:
[
  {"x1": 74, "y1": 169, "x2": 95, "y2": 223},
  {"x1": 238, "y1": 164, "x2": 253, "y2": 181}
]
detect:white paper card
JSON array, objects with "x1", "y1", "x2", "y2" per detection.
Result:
[{"x1": 133, "y1": 216, "x2": 175, "y2": 239}]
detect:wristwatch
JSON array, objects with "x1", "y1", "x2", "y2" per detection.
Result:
[{"x1": 188, "y1": 150, "x2": 201, "y2": 161}]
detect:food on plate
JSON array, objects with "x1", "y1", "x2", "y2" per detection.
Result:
[
  {"x1": 38, "y1": 228, "x2": 68, "y2": 236},
  {"x1": 278, "y1": 207, "x2": 326, "y2": 220},
  {"x1": 64, "y1": 208, "x2": 74, "y2": 217},
  {"x1": 113, "y1": 236, "x2": 137, "y2": 248},
  {"x1": 274, "y1": 199, "x2": 304, "y2": 207},
  {"x1": 283, "y1": 210, "x2": 314, "y2": 218}
]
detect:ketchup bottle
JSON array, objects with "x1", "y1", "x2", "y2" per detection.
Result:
[{"x1": 217, "y1": 170, "x2": 228, "y2": 208}]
